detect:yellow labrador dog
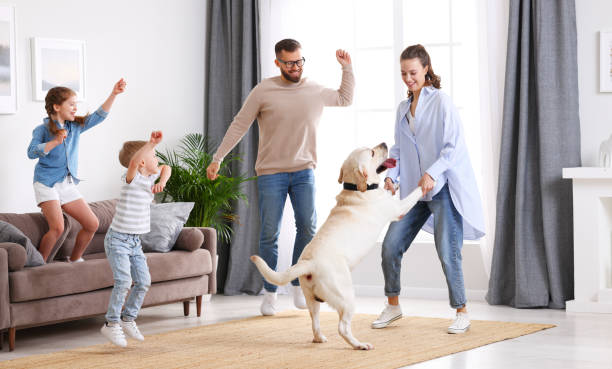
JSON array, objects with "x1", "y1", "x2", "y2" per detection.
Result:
[{"x1": 251, "y1": 143, "x2": 422, "y2": 350}]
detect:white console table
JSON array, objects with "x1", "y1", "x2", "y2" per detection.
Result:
[{"x1": 563, "y1": 167, "x2": 612, "y2": 313}]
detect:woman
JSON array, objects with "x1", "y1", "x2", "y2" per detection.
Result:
[{"x1": 372, "y1": 44, "x2": 484, "y2": 333}]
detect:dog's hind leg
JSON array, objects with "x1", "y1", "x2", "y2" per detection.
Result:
[
  {"x1": 306, "y1": 298, "x2": 327, "y2": 343},
  {"x1": 337, "y1": 303, "x2": 373, "y2": 350}
]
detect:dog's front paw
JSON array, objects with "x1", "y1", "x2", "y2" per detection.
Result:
[
  {"x1": 313, "y1": 334, "x2": 328, "y2": 343},
  {"x1": 354, "y1": 342, "x2": 374, "y2": 350}
]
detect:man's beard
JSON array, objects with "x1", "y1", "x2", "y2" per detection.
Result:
[{"x1": 281, "y1": 68, "x2": 302, "y2": 83}]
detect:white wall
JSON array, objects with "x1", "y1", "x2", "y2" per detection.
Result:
[
  {"x1": 0, "y1": 0, "x2": 206, "y2": 213},
  {"x1": 576, "y1": 0, "x2": 612, "y2": 166}
]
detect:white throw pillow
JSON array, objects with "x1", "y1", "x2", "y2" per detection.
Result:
[{"x1": 140, "y1": 202, "x2": 195, "y2": 252}]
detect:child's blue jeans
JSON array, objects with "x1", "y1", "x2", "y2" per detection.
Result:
[{"x1": 104, "y1": 228, "x2": 151, "y2": 323}]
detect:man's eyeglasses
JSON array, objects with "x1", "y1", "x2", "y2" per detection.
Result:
[{"x1": 277, "y1": 57, "x2": 306, "y2": 68}]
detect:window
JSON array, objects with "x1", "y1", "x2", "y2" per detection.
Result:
[{"x1": 260, "y1": 0, "x2": 482, "y2": 241}]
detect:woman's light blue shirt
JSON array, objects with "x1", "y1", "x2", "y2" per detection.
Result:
[
  {"x1": 27, "y1": 107, "x2": 108, "y2": 187},
  {"x1": 386, "y1": 86, "x2": 485, "y2": 240}
]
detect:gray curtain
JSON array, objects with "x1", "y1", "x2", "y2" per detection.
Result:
[
  {"x1": 204, "y1": 0, "x2": 262, "y2": 295},
  {"x1": 486, "y1": 0, "x2": 581, "y2": 309}
]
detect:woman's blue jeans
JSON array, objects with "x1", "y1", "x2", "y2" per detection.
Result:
[
  {"x1": 257, "y1": 169, "x2": 317, "y2": 293},
  {"x1": 381, "y1": 184, "x2": 466, "y2": 308}
]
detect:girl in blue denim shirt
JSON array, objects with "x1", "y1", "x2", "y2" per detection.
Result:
[{"x1": 27, "y1": 79, "x2": 126, "y2": 263}]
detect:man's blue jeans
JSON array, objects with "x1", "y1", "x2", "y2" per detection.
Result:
[
  {"x1": 104, "y1": 229, "x2": 151, "y2": 323},
  {"x1": 381, "y1": 184, "x2": 466, "y2": 308},
  {"x1": 257, "y1": 169, "x2": 317, "y2": 293}
]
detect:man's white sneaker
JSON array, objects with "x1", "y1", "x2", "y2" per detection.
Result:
[
  {"x1": 448, "y1": 312, "x2": 470, "y2": 334},
  {"x1": 292, "y1": 285, "x2": 307, "y2": 309},
  {"x1": 100, "y1": 322, "x2": 127, "y2": 347},
  {"x1": 371, "y1": 303, "x2": 402, "y2": 329},
  {"x1": 121, "y1": 319, "x2": 145, "y2": 341},
  {"x1": 260, "y1": 291, "x2": 278, "y2": 316}
]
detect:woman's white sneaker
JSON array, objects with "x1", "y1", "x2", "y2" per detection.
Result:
[
  {"x1": 100, "y1": 322, "x2": 127, "y2": 347},
  {"x1": 121, "y1": 319, "x2": 145, "y2": 341},
  {"x1": 371, "y1": 303, "x2": 402, "y2": 329},
  {"x1": 448, "y1": 312, "x2": 470, "y2": 334}
]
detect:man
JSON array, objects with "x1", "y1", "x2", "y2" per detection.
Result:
[{"x1": 206, "y1": 39, "x2": 354, "y2": 316}]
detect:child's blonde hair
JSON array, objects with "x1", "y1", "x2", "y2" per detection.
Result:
[{"x1": 118, "y1": 140, "x2": 146, "y2": 168}]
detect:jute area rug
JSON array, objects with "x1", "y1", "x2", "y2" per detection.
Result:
[{"x1": 0, "y1": 311, "x2": 554, "y2": 369}]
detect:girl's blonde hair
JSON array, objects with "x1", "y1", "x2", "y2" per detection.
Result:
[
  {"x1": 44, "y1": 87, "x2": 89, "y2": 135},
  {"x1": 400, "y1": 44, "x2": 441, "y2": 99}
]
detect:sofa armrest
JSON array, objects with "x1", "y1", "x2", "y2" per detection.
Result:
[
  {"x1": 196, "y1": 227, "x2": 217, "y2": 294},
  {"x1": 0, "y1": 242, "x2": 26, "y2": 271},
  {"x1": 0, "y1": 248, "x2": 11, "y2": 330}
]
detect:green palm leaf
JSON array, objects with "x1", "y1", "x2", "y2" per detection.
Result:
[{"x1": 156, "y1": 133, "x2": 255, "y2": 244}]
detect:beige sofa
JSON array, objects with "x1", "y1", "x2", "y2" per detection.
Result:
[{"x1": 0, "y1": 199, "x2": 216, "y2": 351}]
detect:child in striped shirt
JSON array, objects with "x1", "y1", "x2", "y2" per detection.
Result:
[{"x1": 100, "y1": 131, "x2": 171, "y2": 347}]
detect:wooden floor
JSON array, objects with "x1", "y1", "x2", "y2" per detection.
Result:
[{"x1": 1, "y1": 295, "x2": 611, "y2": 368}]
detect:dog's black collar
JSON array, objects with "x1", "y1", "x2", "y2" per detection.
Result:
[{"x1": 343, "y1": 183, "x2": 379, "y2": 191}]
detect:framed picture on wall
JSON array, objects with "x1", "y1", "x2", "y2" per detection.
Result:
[
  {"x1": 600, "y1": 31, "x2": 612, "y2": 93},
  {"x1": 31, "y1": 38, "x2": 86, "y2": 101},
  {"x1": 0, "y1": 5, "x2": 17, "y2": 114}
]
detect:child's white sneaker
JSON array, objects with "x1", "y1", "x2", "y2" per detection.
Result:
[
  {"x1": 100, "y1": 322, "x2": 127, "y2": 347},
  {"x1": 260, "y1": 291, "x2": 277, "y2": 316},
  {"x1": 66, "y1": 256, "x2": 84, "y2": 263},
  {"x1": 448, "y1": 312, "x2": 470, "y2": 334},
  {"x1": 292, "y1": 285, "x2": 307, "y2": 309},
  {"x1": 371, "y1": 302, "x2": 402, "y2": 329},
  {"x1": 121, "y1": 319, "x2": 145, "y2": 341}
]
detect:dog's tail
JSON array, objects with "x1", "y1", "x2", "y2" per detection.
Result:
[{"x1": 250, "y1": 255, "x2": 313, "y2": 286}]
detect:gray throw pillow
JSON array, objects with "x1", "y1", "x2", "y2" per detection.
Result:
[
  {"x1": 141, "y1": 202, "x2": 195, "y2": 253},
  {"x1": 0, "y1": 221, "x2": 45, "y2": 267}
]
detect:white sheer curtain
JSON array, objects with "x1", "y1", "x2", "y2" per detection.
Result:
[
  {"x1": 258, "y1": 0, "x2": 509, "y2": 286},
  {"x1": 476, "y1": 0, "x2": 508, "y2": 276}
]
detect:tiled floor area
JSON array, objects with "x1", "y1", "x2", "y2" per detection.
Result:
[{"x1": 1, "y1": 295, "x2": 612, "y2": 368}]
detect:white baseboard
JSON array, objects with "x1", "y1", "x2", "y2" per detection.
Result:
[{"x1": 354, "y1": 285, "x2": 487, "y2": 302}]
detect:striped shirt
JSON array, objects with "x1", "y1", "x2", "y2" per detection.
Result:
[{"x1": 110, "y1": 171, "x2": 160, "y2": 234}]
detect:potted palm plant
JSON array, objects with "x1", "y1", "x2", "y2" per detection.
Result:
[{"x1": 156, "y1": 133, "x2": 254, "y2": 243}]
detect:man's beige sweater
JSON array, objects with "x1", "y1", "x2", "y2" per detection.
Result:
[{"x1": 213, "y1": 65, "x2": 355, "y2": 176}]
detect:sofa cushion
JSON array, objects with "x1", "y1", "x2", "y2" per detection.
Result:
[
  {"x1": 173, "y1": 227, "x2": 204, "y2": 252},
  {"x1": 0, "y1": 221, "x2": 45, "y2": 267},
  {"x1": 141, "y1": 202, "x2": 194, "y2": 252},
  {"x1": 9, "y1": 248, "x2": 212, "y2": 302},
  {"x1": 89, "y1": 199, "x2": 118, "y2": 233},
  {"x1": 0, "y1": 212, "x2": 70, "y2": 263},
  {"x1": 59, "y1": 199, "x2": 118, "y2": 259},
  {"x1": 57, "y1": 233, "x2": 105, "y2": 259}
]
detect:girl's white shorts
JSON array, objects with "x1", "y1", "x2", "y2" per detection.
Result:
[{"x1": 33, "y1": 176, "x2": 82, "y2": 206}]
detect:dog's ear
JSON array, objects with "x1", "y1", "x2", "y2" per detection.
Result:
[
  {"x1": 353, "y1": 167, "x2": 368, "y2": 192},
  {"x1": 338, "y1": 167, "x2": 344, "y2": 184}
]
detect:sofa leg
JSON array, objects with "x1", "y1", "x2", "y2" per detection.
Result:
[
  {"x1": 183, "y1": 300, "x2": 190, "y2": 316},
  {"x1": 196, "y1": 295, "x2": 202, "y2": 317},
  {"x1": 0, "y1": 329, "x2": 3, "y2": 350},
  {"x1": 9, "y1": 328, "x2": 15, "y2": 351}
]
